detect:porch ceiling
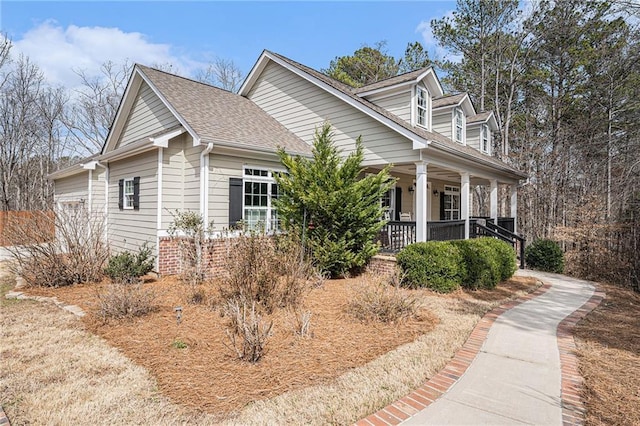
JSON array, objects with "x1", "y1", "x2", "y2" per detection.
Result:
[{"x1": 372, "y1": 164, "x2": 493, "y2": 185}]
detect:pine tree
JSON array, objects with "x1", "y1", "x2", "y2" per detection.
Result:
[{"x1": 274, "y1": 122, "x2": 394, "y2": 277}]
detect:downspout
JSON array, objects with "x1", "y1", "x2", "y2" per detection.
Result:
[
  {"x1": 93, "y1": 161, "x2": 109, "y2": 242},
  {"x1": 200, "y1": 143, "x2": 214, "y2": 224}
]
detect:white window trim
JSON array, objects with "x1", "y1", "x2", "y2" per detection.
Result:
[
  {"x1": 242, "y1": 166, "x2": 284, "y2": 232},
  {"x1": 123, "y1": 177, "x2": 135, "y2": 210},
  {"x1": 416, "y1": 86, "x2": 428, "y2": 129},
  {"x1": 453, "y1": 107, "x2": 465, "y2": 144},
  {"x1": 481, "y1": 124, "x2": 491, "y2": 154},
  {"x1": 444, "y1": 185, "x2": 461, "y2": 220}
]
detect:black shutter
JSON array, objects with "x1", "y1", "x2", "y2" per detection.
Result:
[
  {"x1": 394, "y1": 187, "x2": 402, "y2": 221},
  {"x1": 229, "y1": 177, "x2": 243, "y2": 228},
  {"x1": 440, "y1": 192, "x2": 445, "y2": 220},
  {"x1": 133, "y1": 177, "x2": 140, "y2": 210},
  {"x1": 118, "y1": 179, "x2": 124, "y2": 210}
]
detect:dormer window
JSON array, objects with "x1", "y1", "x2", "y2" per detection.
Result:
[
  {"x1": 416, "y1": 87, "x2": 427, "y2": 127},
  {"x1": 481, "y1": 124, "x2": 490, "y2": 153},
  {"x1": 454, "y1": 108, "x2": 464, "y2": 143}
]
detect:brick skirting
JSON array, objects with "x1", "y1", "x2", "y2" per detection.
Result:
[
  {"x1": 367, "y1": 254, "x2": 398, "y2": 276},
  {"x1": 158, "y1": 236, "x2": 231, "y2": 278}
]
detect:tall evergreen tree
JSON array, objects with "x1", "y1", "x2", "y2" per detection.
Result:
[{"x1": 274, "y1": 122, "x2": 394, "y2": 277}]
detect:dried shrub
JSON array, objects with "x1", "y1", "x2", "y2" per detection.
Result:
[
  {"x1": 288, "y1": 309, "x2": 313, "y2": 338},
  {"x1": 167, "y1": 210, "x2": 215, "y2": 286},
  {"x1": 349, "y1": 273, "x2": 421, "y2": 323},
  {"x1": 221, "y1": 232, "x2": 318, "y2": 313},
  {"x1": 104, "y1": 244, "x2": 155, "y2": 284},
  {"x1": 5, "y1": 208, "x2": 109, "y2": 287},
  {"x1": 95, "y1": 282, "x2": 156, "y2": 322},
  {"x1": 223, "y1": 298, "x2": 273, "y2": 363}
]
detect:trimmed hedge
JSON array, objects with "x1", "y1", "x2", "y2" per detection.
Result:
[
  {"x1": 452, "y1": 238, "x2": 500, "y2": 289},
  {"x1": 481, "y1": 238, "x2": 518, "y2": 281},
  {"x1": 525, "y1": 239, "x2": 564, "y2": 273},
  {"x1": 396, "y1": 241, "x2": 463, "y2": 293},
  {"x1": 397, "y1": 238, "x2": 518, "y2": 292}
]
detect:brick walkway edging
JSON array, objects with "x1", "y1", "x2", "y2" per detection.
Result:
[
  {"x1": 356, "y1": 280, "x2": 605, "y2": 426},
  {"x1": 557, "y1": 283, "x2": 605, "y2": 426}
]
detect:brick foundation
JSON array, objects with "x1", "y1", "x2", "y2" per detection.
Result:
[
  {"x1": 367, "y1": 254, "x2": 398, "y2": 276},
  {"x1": 158, "y1": 236, "x2": 232, "y2": 279}
]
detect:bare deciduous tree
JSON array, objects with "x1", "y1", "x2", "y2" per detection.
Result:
[{"x1": 195, "y1": 57, "x2": 244, "y2": 92}]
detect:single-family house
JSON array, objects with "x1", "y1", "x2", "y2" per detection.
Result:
[{"x1": 50, "y1": 50, "x2": 527, "y2": 274}]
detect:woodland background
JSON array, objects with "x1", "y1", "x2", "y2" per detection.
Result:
[{"x1": 1, "y1": 0, "x2": 638, "y2": 288}]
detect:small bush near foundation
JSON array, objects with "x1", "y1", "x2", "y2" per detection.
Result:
[
  {"x1": 525, "y1": 239, "x2": 564, "y2": 273},
  {"x1": 396, "y1": 241, "x2": 463, "y2": 293},
  {"x1": 452, "y1": 239, "x2": 501, "y2": 290},
  {"x1": 349, "y1": 273, "x2": 420, "y2": 323},
  {"x1": 223, "y1": 298, "x2": 273, "y2": 363},
  {"x1": 104, "y1": 244, "x2": 155, "y2": 284},
  {"x1": 95, "y1": 282, "x2": 156, "y2": 321}
]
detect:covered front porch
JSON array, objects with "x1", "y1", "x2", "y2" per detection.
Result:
[{"x1": 370, "y1": 161, "x2": 525, "y2": 264}]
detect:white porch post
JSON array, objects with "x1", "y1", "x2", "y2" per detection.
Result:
[
  {"x1": 415, "y1": 161, "x2": 428, "y2": 242},
  {"x1": 461, "y1": 172, "x2": 470, "y2": 239},
  {"x1": 511, "y1": 185, "x2": 518, "y2": 234},
  {"x1": 490, "y1": 179, "x2": 498, "y2": 224}
]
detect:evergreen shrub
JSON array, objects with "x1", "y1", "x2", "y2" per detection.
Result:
[
  {"x1": 525, "y1": 239, "x2": 564, "y2": 273},
  {"x1": 480, "y1": 238, "x2": 518, "y2": 281},
  {"x1": 452, "y1": 238, "x2": 500, "y2": 290},
  {"x1": 396, "y1": 241, "x2": 463, "y2": 293},
  {"x1": 104, "y1": 244, "x2": 155, "y2": 284}
]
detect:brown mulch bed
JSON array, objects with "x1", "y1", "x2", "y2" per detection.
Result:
[
  {"x1": 24, "y1": 274, "x2": 539, "y2": 418},
  {"x1": 26, "y1": 276, "x2": 438, "y2": 416},
  {"x1": 573, "y1": 282, "x2": 640, "y2": 426}
]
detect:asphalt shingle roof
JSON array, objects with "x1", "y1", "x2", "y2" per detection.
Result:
[
  {"x1": 138, "y1": 65, "x2": 311, "y2": 155},
  {"x1": 266, "y1": 52, "x2": 525, "y2": 177},
  {"x1": 432, "y1": 93, "x2": 467, "y2": 109},
  {"x1": 353, "y1": 67, "x2": 432, "y2": 94},
  {"x1": 468, "y1": 111, "x2": 493, "y2": 124}
]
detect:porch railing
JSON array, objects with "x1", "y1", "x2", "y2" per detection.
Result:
[{"x1": 376, "y1": 218, "x2": 525, "y2": 268}]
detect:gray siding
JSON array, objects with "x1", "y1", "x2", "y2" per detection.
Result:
[
  {"x1": 108, "y1": 150, "x2": 158, "y2": 253},
  {"x1": 208, "y1": 154, "x2": 282, "y2": 231},
  {"x1": 54, "y1": 173, "x2": 88, "y2": 204},
  {"x1": 116, "y1": 81, "x2": 180, "y2": 148},
  {"x1": 432, "y1": 110, "x2": 452, "y2": 139},
  {"x1": 160, "y1": 134, "x2": 200, "y2": 229},
  {"x1": 467, "y1": 126, "x2": 481, "y2": 151},
  {"x1": 91, "y1": 168, "x2": 107, "y2": 213},
  {"x1": 369, "y1": 91, "x2": 411, "y2": 123},
  {"x1": 247, "y1": 62, "x2": 418, "y2": 166}
]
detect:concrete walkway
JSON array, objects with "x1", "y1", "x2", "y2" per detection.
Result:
[{"x1": 358, "y1": 270, "x2": 604, "y2": 426}]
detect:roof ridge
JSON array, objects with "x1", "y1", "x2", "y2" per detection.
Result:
[{"x1": 136, "y1": 63, "x2": 235, "y2": 94}]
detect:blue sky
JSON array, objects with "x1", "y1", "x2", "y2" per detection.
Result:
[{"x1": 1, "y1": 1, "x2": 456, "y2": 89}]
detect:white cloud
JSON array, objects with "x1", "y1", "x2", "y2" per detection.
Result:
[
  {"x1": 12, "y1": 21, "x2": 199, "y2": 89},
  {"x1": 416, "y1": 10, "x2": 463, "y2": 63}
]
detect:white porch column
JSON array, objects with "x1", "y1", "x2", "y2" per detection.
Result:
[
  {"x1": 461, "y1": 172, "x2": 470, "y2": 239},
  {"x1": 415, "y1": 161, "x2": 428, "y2": 242},
  {"x1": 511, "y1": 185, "x2": 518, "y2": 234},
  {"x1": 490, "y1": 179, "x2": 498, "y2": 224}
]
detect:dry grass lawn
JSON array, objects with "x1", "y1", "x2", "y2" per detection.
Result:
[
  {"x1": 574, "y1": 282, "x2": 640, "y2": 426},
  {"x1": 1, "y1": 261, "x2": 540, "y2": 425}
]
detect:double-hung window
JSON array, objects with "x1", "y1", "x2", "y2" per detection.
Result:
[
  {"x1": 443, "y1": 185, "x2": 460, "y2": 220},
  {"x1": 416, "y1": 87, "x2": 427, "y2": 127},
  {"x1": 118, "y1": 177, "x2": 140, "y2": 211},
  {"x1": 454, "y1": 108, "x2": 464, "y2": 144},
  {"x1": 481, "y1": 124, "x2": 490, "y2": 153},
  {"x1": 243, "y1": 168, "x2": 280, "y2": 231}
]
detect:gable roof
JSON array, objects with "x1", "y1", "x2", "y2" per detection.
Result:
[
  {"x1": 353, "y1": 67, "x2": 444, "y2": 98},
  {"x1": 105, "y1": 65, "x2": 311, "y2": 156},
  {"x1": 240, "y1": 51, "x2": 526, "y2": 178},
  {"x1": 432, "y1": 93, "x2": 468, "y2": 109}
]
